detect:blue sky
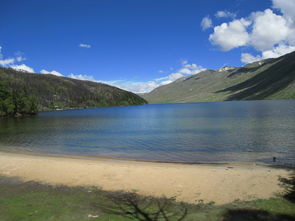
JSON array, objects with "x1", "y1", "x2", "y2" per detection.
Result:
[{"x1": 1, "y1": 0, "x2": 295, "y2": 93}]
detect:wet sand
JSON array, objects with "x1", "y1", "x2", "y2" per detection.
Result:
[{"x1": 0, "y1": 152, "x2": 290, "y2": 204}]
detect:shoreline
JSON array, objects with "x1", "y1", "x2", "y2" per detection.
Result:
[
  {"x1": 0, "y1": 148, "x2": 286, "y2": 167},
  {"x1": 0, "y1": 149, "x2": 271, "y2": 166},
  {"x1": 0, "y1": 151, "x2": 291, "y2": 205}
]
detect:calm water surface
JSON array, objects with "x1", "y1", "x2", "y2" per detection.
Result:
[{"x1": 0, "y1": 100, "x2": 294, "y2": 164}]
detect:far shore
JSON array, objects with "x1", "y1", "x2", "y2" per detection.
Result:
[{"x1": 0, "y1": 151, "x2": 291, "y2": 205}]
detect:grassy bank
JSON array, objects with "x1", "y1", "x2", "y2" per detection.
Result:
[{"x1": 0, "y1": 176, "x2": 295, "y2": 221}]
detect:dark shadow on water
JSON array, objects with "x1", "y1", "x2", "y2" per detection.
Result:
[{"x1": 222, "y1": 209, "x2": 295, "y2": 221}]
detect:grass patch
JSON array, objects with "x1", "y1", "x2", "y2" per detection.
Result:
[{"x1": 0, "y1": 176, "x2": 295, "y2": 221}]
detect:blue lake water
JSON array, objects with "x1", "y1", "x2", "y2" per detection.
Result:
[{"x1": 0, "y1": 100, "x2": 294, "y2": 164}]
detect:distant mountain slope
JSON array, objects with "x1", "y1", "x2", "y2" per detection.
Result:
[
  {"x1": 143, "y1": 51, "x2": 295, "y2": 103},
  {"x1": 0, "y1": 68, "x2": 147, "y2": 111}
]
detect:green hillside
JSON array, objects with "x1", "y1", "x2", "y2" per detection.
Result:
[
  {"x1": 143, "y1": 51, "x2": 295, "y2": 103},
  {"x1": 0, "y1": 68, "x2": 147, "y2": 116}
]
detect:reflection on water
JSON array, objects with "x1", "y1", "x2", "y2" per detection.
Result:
[{"x1": 0, "y1": 100, "x2": 294, "y2": 163}]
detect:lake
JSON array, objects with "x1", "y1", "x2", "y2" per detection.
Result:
[{"x1": 0, "y1": 100, "x2": 294, "y2": 164}]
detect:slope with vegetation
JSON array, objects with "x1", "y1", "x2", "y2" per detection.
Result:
[
  {"x1": 143, "y1": 51, "x2": 295, "y2": 104},
  {"x1": 0, "y1": 68, "x2": 147, "y2": 117}
]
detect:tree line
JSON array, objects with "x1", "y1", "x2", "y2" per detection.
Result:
[{"x1": 0, "y1": 81, "x2": 38, "y2": 117}]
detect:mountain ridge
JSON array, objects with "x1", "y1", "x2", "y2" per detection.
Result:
[{"x1": 143, "y1": 51, "x2": 295, "y2": 104}]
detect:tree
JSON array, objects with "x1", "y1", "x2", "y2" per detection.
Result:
[{"x1": 0, "y1": 82, "x2": 38, "y2": 117}]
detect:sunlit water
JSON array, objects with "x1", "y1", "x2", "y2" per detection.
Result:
[{"x1": 0, "y1": 100, "x2": 294, "y2": 164}]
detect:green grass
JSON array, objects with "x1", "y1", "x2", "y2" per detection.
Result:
[{"x1": 1, "y1": 177, "x2": 295, "y2": 221}]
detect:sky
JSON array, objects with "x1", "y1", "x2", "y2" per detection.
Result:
[{"x1": 1, "y1": 0, "x2": 295, "y2": 93}]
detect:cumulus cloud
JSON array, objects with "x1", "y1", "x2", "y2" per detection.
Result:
[
  {"x1": 68, "y1": 73, "x2": 95, "y2": 81},
  {"x1": 215, "y1": 10, "x2": 236, "y2": 18},
  {"x1": 209, "y1": 19, "x2": 251, "y2": 51},
  {"x1": 40, "y1": 69, "x2": 64, "y2": 77},
  {"x1": 207, "y1": 0, "x2": 295, "y2": 63},
  {"x1": 250, "y1": 9, "x2": 289, "y2": 50},
  {"x1": 79, "y1": 43, "x2": 91, "y2": 48},
  {"x1": 201, "y1": 16, "x2": 213, "y2": 30},
  {"x1": 10, "y1": 64, "x2": 35, "y2": 73},
  {"x1": 273, "y1": 0, "x2": 295, "y2": 25}
]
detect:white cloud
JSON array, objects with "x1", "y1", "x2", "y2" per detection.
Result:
[
  {"x1": 0, "y1": 48, "x2": 32, "y2": 73},
  {"x1": 207, "y1": 0, "x2": 295, "y2": 63},
  {"x1": 105, "y1": 62, "x2": 206, "y2": 93},
  {"x1": 209, "y1": 18, "x2": 251, "y2": 51},
  {"x1": 273, "y1": 0, "x2": 295, "y2": 25},
  {"x1": 79, "y1": 61, "x2": 205, "y2": 93},
  {"x1": 0, "y1": 47, "x2": 27, "y2": 67},
  {"x1": 40, "y1": 69, "x2": 64, "y2": 77},
  {"x1": 262, "y1": 43, "x2": 295, "y2": 58},
  {"x1": 215, "y1": 10, "x2": 236, "y2": 18},
  {"x1": 241, "y1": 44, "x2": 295, "y2": 63},
  {"x1": 250, "y1": 9, "x2": 289, "y2": 51},
  {"x1": 102, "y1": 80, "x2": 159, "y2": 94},
  {"x1": 79, "y1": 43, "x2": 91, "y2": 48},
  {"x1": 68, "y1": 73, "x2": 95, "y2": 81},
  {"x1": 241, "y1": 53, "x2": 262, "y2": 64},
  {"x1": 156, "y1": 63, "x2": 205, "y2": 85},
  {"x1": 158, "y1": 73, "x2": 184, "y2": 85},
  {"x1": 16, "y1": 56, "x2": 26, "y2": 62},
  {"x1": 10, "y1": 64, "x2": 35, "y2": 73},
  {"x1": 183, "y1": 63, "x2": 205, "y2": 74},
  {"x1": 201, "y1": 16, "x2": 213, "y2": 30},
  {"x1": 0, "y1": 58, "x2": 15, "y2": 66}
]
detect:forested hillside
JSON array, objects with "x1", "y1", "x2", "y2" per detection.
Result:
[
  {"x1": 0, "y1": 68, "x2": 147, "y2": 116},
  {"x1": 0, "y1": 81, "x2": 38, "y2": 117}
]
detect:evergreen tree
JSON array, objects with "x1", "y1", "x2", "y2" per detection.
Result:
[{"x1": 0, "y1": 82, "x2": 38, "y2": 117}]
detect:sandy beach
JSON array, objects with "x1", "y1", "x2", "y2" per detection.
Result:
[{"x1": 0, "y1": 152, "x2": 291, "y2": 205}]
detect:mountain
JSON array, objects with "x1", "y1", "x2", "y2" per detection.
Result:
[
  {"x1": 143, "y1": 51, "x2": 295, "y2": 103},
  {"x1": 0, "y1": 68, "x2": 147, "y2": 113}
]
